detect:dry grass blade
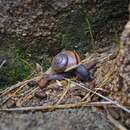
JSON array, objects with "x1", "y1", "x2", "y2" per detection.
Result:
[
  {"x1": 56, "y1": 80, "x2": 70, "y2": 104},
  {"x1": 70, "y1": 80, "x2": 130, "y2": 113},
  {"x1": 106, "y1": 110, "x2": 128, "y2": 130},
  {"x1": 96, "y1": 61, "x2": 117, "y2": 87},
  {"x1": 89, "y1": 64, "x2": 117, "y2": 100},
  {"x1": 12, "y1": 84, "x2": 27, "y2": 96},
  {"x1": 0, "y1": 97, "x2": 10, "y2": 106},
  {"x1": 16, "y1": 87, "x2": 38, "y2": 107},
  {"x1": 0, "y1": 101, "x2": 113, "y2": 112},
  {"x1": 0, "y1": 66, "x2": 51, "y2": 98},
  {"x1": 0, "y1": 76, "x2": 42, "y2": 98},
  {"x1": 81, "y1": 91, "x2": 91, "y2": 101}
]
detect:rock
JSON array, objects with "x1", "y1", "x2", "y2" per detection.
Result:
[
  {"x1": 0, "y1": 108, "x2": 114, "y2": 130},
  {"x1": 108, "y1": 109, "x2": 120, "y2": 120},
  {"x1": 125, "y1": 118, "x2": 130, "y2": 128}
]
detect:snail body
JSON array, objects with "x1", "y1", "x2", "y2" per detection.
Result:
[{"x1": 74, "y1": 64, "x2": 91, "y2": 81}]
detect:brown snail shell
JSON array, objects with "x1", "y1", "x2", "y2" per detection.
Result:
[{"x1": 52, "y1": 51, "x2": 80, "y2": 73}]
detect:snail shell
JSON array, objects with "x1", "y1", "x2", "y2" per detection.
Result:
[{"x1": 52, "y1": 51, "x2": 80, "y2": 73}]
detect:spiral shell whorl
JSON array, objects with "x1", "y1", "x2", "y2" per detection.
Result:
[
  {"x1": 52, "y1": 51, "x2": 80, "y2": 73},
  {"x1": 52, "y1": 53, "x2": 68, "y2": 72}
]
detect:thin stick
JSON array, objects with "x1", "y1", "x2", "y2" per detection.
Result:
[
  {"x1": 18, "y1": 87, "x2": 36, "y2": 97},
  {"x1": 70, "y1": 81, "x2": 130, "y2": 113},
  {"x1": 89, "y1": 64, "x2": 117, "y2": 101},
  {"x1": 107, "y1": 111, "x2": 128, "y2": 130},
  {"x1": 81, "y1": 91, "x2": 91, "y2": 101},
  {"x1": 0, "y1": 76, "x2": 41, "y2": 97},
  {"x1": 56, "y1": 80, "x2": 70, "y2": 104},
  {"x1": 0, "y1": 96, "x2": 10, "y2": 106},
  {"x1": 0, "y1": 101, "x2": 113, "y2": 112},
  {"x1": 12, "y1": 84, "x2": 27, "y2": 96},
  {"x1": 0, "y1": 85, "x2": 27, "y2": 106},
  {"x1": 16, "y1": 87, "x2": 38, "y2": 107}
]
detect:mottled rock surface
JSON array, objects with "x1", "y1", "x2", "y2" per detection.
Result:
[{"x1": 0, "y1": 108, "x2": 114, "y2": 130}]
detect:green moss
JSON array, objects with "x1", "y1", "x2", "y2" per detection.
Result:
[
  {"x1": 0, "y1": 46, "x2": 34, "y2": 88},
  {"x1": 0, "y1": 36, "x2": 53, "y2": 88}
]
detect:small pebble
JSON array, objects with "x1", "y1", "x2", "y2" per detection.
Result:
[
  {"x1": 27, "y1": 81, "x2": 38, "y2": 87},
  {"x1": 35, "y1": 89, "x2": 47, "y2": 99}
]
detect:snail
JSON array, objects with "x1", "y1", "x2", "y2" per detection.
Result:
[
  {"x1": 37, "y1": 51, "x2": 92, "y2": 89},
  {"x1": 51, "y1": 51, "x2": 91, "y2": 81},
  {"x1": 35, "y1": 50, "x2": 96, "y2": 98}
]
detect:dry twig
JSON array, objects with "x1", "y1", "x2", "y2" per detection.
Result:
[
  {"x1": 56, "y1": 79, "x2": 70, "y2": 104},
  {"x1": 0, "y1": 76, "x2": 42, "y2": 98},
  {"x1": 16, "y1": 87, "x2": 38, "y2": 107},
  {"x1": 106, "y1": 109, "x2": 128, "y2": 130},
  {"x1": 0, "y1": 101, "x2": 113, "y2": 112},
  {"x1": 70, "y1": 80, "x2": 130, "y2": 113}
]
